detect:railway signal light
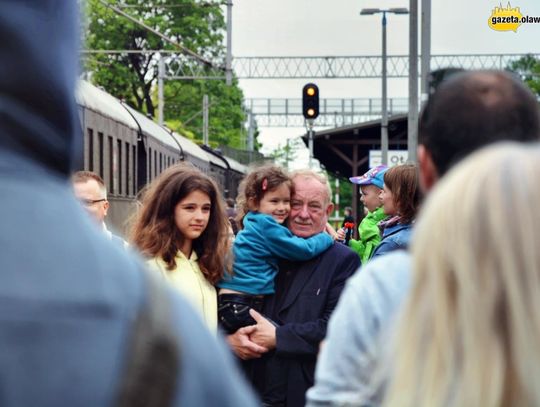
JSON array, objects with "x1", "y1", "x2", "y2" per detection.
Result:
[{"x1": 302, "y1": 83, "x2": 319, "y2": 119}]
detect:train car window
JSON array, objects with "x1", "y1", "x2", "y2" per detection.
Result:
[
  {"x1": 117, "y1": 139, "x2": 123, "y2": 196},
  {"x1": 159, "y1": 152, "x2": 163, "y2": 173},
  {"x1": 87, "y1": 128, "x2": 94, "y2": 171},
  {"x1": 148, "y1": 147, "x2": 152, "y2": 181},
  {"x1": 154, "y1": 150, "x2": 157, "y2": 179},
  {"x1": 108, "y1": 135, "x2": 113, "y2": 194},
  {"x1": 98, "y1": 132, "x2": 104, "y2": 178},
  {"x1": 126, "y1": 142, "x2": 130, "y2": 196},
  {"x1": 132, "y1": 145, "x2": 136, "y2": 195}
]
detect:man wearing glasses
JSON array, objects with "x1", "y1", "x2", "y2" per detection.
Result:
[{"x1": 72, "y1": 171, "x2": 127, "y2": 246}]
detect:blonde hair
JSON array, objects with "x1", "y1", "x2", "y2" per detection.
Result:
[{"x1": 383, "y1": 142, "x2": 540, "y2": 407}]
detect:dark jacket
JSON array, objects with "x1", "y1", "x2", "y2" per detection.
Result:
[
  {"x1": 245, "y1": 243, "x2": 360, "y2": 406},
  {"x1": 0, "y1": 2, "x2": 257, "y2": 406}
]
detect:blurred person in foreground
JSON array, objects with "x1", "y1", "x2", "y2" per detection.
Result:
[
  {"x1": 307, "y1": 69, "x2": 540, "y2": 406},
  {"x1": 384, "y1": 142, "x2": 540, "y2": 407},
  {"x1": 0, "y1": 1, "x2": 257, "y2": 406}
]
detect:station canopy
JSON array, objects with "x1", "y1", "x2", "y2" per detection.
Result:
[
  {"x1": 302, "y1": 114, "x2": 408, "y2": 221},
  {"x1": 302, "y1": 114, "x2": 408, "y2": 180}
]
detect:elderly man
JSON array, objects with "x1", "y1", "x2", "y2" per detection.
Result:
[
  {"x1": 229, "y1": 169, "x2": 360, "y2": 407},
  {"x1": 72, "y1": 170, "x2": 127, "y2": 245},
  {"x1": 306, "y1": 70, "x2": 540, "y2": 406}
]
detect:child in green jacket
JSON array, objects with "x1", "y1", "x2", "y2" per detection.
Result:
[{"x1": 339, "y1": 165, "x2": 388, "y2": 264}]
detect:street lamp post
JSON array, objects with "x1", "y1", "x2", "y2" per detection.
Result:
[{"x1": 360, "y1": 7, "x2": 408, "y2": 166}]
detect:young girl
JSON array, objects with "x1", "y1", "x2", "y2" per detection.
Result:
[
  {"x1": 130, "y1": 163, "x2": 231, "y2": 333},
  {"x1": 217, "y1": 164, "x2": 334, "y2": 334}
]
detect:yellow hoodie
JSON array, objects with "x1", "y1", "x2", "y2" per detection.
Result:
[{"x1": 147, "y1": 251, "x2": 217, "y2": 333}]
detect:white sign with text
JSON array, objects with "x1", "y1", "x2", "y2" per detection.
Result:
[{"x1": 369, "y1": 150, "x2": 409, "y2": 168}]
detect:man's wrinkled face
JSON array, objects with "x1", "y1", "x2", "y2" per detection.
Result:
[
  {"x1": 73, "y1": 179, "x2": 109, "y2": 224},
  {"x1": 289, "y1": 176, "x2": 333, "y2": 238}
]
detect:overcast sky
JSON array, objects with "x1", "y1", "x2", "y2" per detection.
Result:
[{"x1": 230, "y1": 0, "x2": 540, "y2": 165}]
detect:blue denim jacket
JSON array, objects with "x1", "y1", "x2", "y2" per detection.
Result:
[
  {"x1": 306, "y1": 251, "x2": 412, "y2": 406},
  {"x1": 370, "y1": 222, "x2": 413, "y2": 260}
]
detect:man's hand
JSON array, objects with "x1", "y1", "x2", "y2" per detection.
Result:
[
  {"x1": 248, "y1": 309, "x2": 277, "y2": 350},
  {"x1": 226, "y1": 325, "x2": 268, "y2": 360}
]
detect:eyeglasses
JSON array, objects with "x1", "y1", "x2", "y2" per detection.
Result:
[{"x1": 80, "y1": 198, "x2": 107, "y2": 206}]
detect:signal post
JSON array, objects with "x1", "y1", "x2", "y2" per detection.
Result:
[{"x1": 302, "y1": 83, "x2": 319, "y2": 168}]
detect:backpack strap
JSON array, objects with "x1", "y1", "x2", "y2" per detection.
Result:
[{"x1": 116, "y1": 269, "x2": 180, "y2": 407}]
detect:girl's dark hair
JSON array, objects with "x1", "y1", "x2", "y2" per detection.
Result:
[
  {"x1": 236, "y1": 164, "x2": 292, "y2": 228},
  {"x1": 384, "y1": 164, "x2": 421, "y2": 224},
  {"x1": 130, "y1": 163, "x2": 230, "y2": 284}
]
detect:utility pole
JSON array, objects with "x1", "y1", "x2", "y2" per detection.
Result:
[
  {"x1": 421, "y1": 0, "x2": 431, "y2": 106},
  {"x1": 226, "y1": 1, "x2": 233, "y2": 86},
  {"x1": 158, "y1": 55, "x2": 164, "y2": 125},
  {"x1": 334, "y1": 177, "x2": 340, "y2": 219},
  {"x1": 360, "y1": 8, "x2": 408, "y2": 166},
  {"x1": 307, "y1": 119, "x2": 314, "y2": 168},
  {"x1": 247, "y1": 110, "x2": 255, "y2": 151},
  {"x1": 202, "y1": 94, "x2": 209, "y2": 145},
  {"x1": 408, "y1": 0, "x2": 419, "y2": 163},
  {"x1": 381, "y1": 11, "x2": 388, "y2": 166}
]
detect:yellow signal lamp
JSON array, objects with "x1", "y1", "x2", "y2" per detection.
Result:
[{"x1": 306, "y1": 87, "x2": 316, "y2": 97}]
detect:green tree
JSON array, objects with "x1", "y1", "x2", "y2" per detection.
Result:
[
  {"x1": 164, "y1": 78, "x2": 247, "y2": 148},
  {"x1": 507, "y1": 54, "x2": 540, "y2": 97},
  {"x1": 327, "y1": 173, "x2": 353, "y2": 215},
  {"x1": 269, "y1": 138, "x2": 301, "y2": 170},
  {"x1": 85, "y1": 0, "x2": 250, "y2": 148},
  {"x1": 85, "y1": 0, "x2": 224, "y2": 116}
]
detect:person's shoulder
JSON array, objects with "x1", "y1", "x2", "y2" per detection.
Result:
[
  {"x1": 240, "y1": 213, "x2": 284, "y2": 239},
  {"x1": 165, "y1": 288, "x2": 259, "y2": 406},
  {"x1": 244, "y1": 212, "x2": 280, "y2": 227},
  {"x1": 321, "y1": 243, "x2": 361, "y2": 272},
  {"x1": 325, "y1": 241, "x2": 359, "y2": 257},
  {"x1": 110, "y1": 233, "x2": 129, "y2": 248},
  {"x1": 351, "y1": 250, "x2": 412, "y2": 292}
]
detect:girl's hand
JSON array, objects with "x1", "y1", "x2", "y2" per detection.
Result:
[
  {"x1": 325, "y1": 223, "x2": 339, "y2": 240},
  {"x1": 336, "y1": 228, "x2": 346, "y2": 241}
]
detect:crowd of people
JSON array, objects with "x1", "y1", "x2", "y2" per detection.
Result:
[{"x1": 3, "y1": 2, "x2": 540, "y2": 407}]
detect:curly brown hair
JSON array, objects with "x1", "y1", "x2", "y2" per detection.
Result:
[
  {"x1": 383, "y1": 163, "x2": 421, "y2": 224},
  {"x1": 235, "y1": 164, "x2": 292, "y2": 229},
  {"x1": 130, "y1": 163, "x2": 230, "y2": 285}
]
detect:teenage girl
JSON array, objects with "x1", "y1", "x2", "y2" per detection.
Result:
[
  {"x1": 130, "y1": 163, "x2": 231, "y2": 333},
  {"x1": 217, "y1": 164, "x2": 334, "y2": 334}
]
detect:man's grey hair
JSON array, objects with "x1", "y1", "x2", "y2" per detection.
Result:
[{"x1": 290, "y1": 169, "x2": 332, "y2": 205}]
